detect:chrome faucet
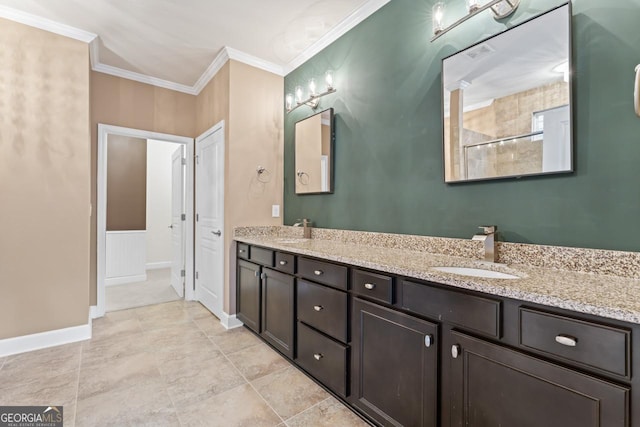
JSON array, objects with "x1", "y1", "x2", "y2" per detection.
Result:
[
  {"x1": 293, "y1": 218, "x2": 312, "y2": 239},
  {"x1": 472, "y1": 225, "x2": 498, "y2": 263}
]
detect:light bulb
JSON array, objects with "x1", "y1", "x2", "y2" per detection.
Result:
[
  {"x1": 295, "y1": 86, "x2": 304, "y2": 104},
  {"x1": 466, "y1": 0, "x2": 480, "y2": 13},
  {"x1": 285, "y1": 93, "x2": 293, "y2": 111},
  {"x1": 325, "y1": 70, "x2": 334, "y2": 90},
  {"x1": 432, "y1": 2, "x2": 445, "y2": 35},
  {"x1": 308, "y1": 78, "x2": 317, "y2": 96}
]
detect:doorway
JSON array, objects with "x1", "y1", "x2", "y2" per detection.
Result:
[{"x1": 96, "y1": 124, "x2": 195, "y2": 318}]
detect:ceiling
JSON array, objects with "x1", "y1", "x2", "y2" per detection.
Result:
[{"x1": 0, "y1": 0, "x2": 389, "y2": 94}]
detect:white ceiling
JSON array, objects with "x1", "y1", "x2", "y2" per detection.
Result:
[{"x1": 0, "y1": 0, "x2": 389, "y2": 94}]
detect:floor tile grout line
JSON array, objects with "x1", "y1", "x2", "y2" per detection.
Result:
[
  {"x1": 72, "y1": 344, "x2": 83, "y2": 426},
  {"x1": 215, "y1": 337, "x2": 287, "y2": 425},
  {"x1": 281, "y1": 396, "x2": 333, "y2": 425}
]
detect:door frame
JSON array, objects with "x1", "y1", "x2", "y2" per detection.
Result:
[{"x1": 95, "y1": 124, "x2": 195, "y2": 318}]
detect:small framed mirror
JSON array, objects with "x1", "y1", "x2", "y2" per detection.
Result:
[
  {"x1": 294, "y1": 108, "x2": 334, "y2": 194},
  {"x1": 442, "y1": 4, "x2": 572, "y2": 182}
]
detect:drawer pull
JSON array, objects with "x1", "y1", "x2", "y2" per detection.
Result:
[
  {"x1": 313, "y1": 305, "x2": 324, "y2": 312},
  {"x1": 424, "y1": 334, "x2": 433, "y2": 348},
  {"x1": 313, "y1": 353, "x2": 323, "y2": 361},
  {"x1": 451, "y1": 344, "x2": 461, "y2": 359},
  {"x1": 279, "y1": 260, "x2": 288, "y2": 265},
  {"x1": 239, "y1": 249, "x2": 245, "y2": 253},
  {"x1": 555, "y1": 334, "x2": 578, "y2": 347},
  {"x1": 314, "y1": 270, "x2": 323, "y2": 276},
  {"x1": 364, "y1": 283, "x2": 376, "y2": 290},
  {"x1": 254, "y1": 271, "x2": 260, "y2": 277}
]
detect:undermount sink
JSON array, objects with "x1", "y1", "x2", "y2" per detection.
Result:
[
  {"x1": 431, "y1": 266, "x2": 520, "y2": 280},
  {"x1": 273, "y1": 238, "x2": 310, "y2": 244}
]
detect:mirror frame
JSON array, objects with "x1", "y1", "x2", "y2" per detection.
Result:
[
  {"x1": 294, "y1": 107, "x2": 335, "y2": 195},
  {"x1": 440, "y1": 3, "x2": 573, "y2": 183}
]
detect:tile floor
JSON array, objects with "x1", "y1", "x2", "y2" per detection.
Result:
[
  {"x1": 106, "y1": 268, "x2": 181, "y2": 312},
  {"x1": 0, "y1": 300, "x2": 369, "y2": 427}
]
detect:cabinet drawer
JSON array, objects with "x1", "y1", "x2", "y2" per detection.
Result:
[
  {"x1": 298, "y1": 257, "x2": 348, "y2": 290},
  {"x1": 296, "y1": 322, "x2": 348, "y2": 397},
  {"x1": 352, "y1": 269, "x2": 394, "y2": 304},
  {"x1": 297, "y1": 279, "x2": 348, "y2": 342},
  {"x1": 274, "y1": 252, "x2": 295, "y2": 274},
  {"x1": 402, "y1": 280, "x2": 501, "y2": 338},
  {"x1": 237, "y1": 243, "x2": 249, "y2": 260},
  {"x1": 519, "y1": 308, "x2": 631, "y2": 378},
  {"x1": 250, "y1": 246, "x2": 274, "y2": 267}
]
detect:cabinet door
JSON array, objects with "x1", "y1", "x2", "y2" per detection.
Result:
[
  {"x1": 261, "y1": 268, "x2": 295, "y2": 359},
  {"x1": 237, "y1": 260, "x2": 261, "y2": 333},
  {"x1": 448, "y1": 331, "x2": 629, "y2": 427},
  {"x1": 352, "y1": 298, "x2": 438, "y2": 427}
]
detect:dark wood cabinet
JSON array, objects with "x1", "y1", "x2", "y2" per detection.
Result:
[
  {"x1": 237, "y1": 259, "x2": 261, "y2": 333},
  {"x1": 448, "y1": 330, "x2": 630, "y2": 427},
  {"x1": 352, "y1": 298, "x2": 438, "y2": 427},
  {"x1": 237, "y1": 242, "x2": 636, "y2": 427},
  {"x1": 261, "y1": 268, "x2": 295, "y2": 359}
]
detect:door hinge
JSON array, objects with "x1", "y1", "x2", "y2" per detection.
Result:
[
  {"x1": 181, "y1": 157, "x2": 187, "y2": 166},
  {"x1": 195, "y1": 155, "x2": 200, "y2": 164},
  {"x1": 180, "y1": 269, "x2": 185, "y2": 277},
  {"x1": 196, "y1": 213, "x2": 199, "y2": 222},
  {"x1": 181, "y1": 213, "x2": 186, "y2": 221},
  {"x1": 195, "y1": 271, "x2": 199, "y2": 280}
]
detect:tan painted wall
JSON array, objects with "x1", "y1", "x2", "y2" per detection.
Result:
[
  {"x1": 195, "y1": 60, "x2": 283, "y2": 314},
  {"x1": 0, "y1": 18, "x2": 90, "y2": 339},
  {"x1": 225, "y1": 60, "x2": 284, "y2": 314},
  {"x1": 106, "y1": 136, "x2": 147, "y2": 231},
  {"x1": 89, "y1": 72, "x2": 197, "y2": 304}
]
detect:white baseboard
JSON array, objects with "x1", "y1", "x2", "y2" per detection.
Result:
[
  {"x1": 220, "y1": 313, "x2": 244, "y2": 330},
  {"x1": 105, "y1": 273, "x2": 147, "y2": 286},
  {"x1": 89, "y1": 305, "x2": 100, "y2": 319},
  {"x1": 146, "y1": 261, "x2": 171, "y2": 270},
  {"x1": 0, "y1": 319, "x2": 92, "y2": 357}
]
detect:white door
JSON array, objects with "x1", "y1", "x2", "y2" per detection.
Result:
[
  {"x1": 170, "y1": 146, "x2": 185, "y2": 297},
  {"x1": 195, "y1": 125, "x2": 224, "y2": 319}
]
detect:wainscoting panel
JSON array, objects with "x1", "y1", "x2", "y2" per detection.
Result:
[{"x1": 106, "y1": 230, "x2": 147, "y2": 285}]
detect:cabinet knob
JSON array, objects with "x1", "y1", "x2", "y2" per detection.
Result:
[
  {"x1": 254, "y1": 271, "x2": 260, "y2": 277},
  {"x1": 555, "y1": 334, "x2": 578, "y2": 347},
  {"x1": 314, "y1": 270, "x2": 323, "y2": 276},
  {"x1": 364, "y1": 283, "x2": 376, "y2": 290},
  {"x1": 313, "y1": 353, "x2": 323, "y2": 361},
  {"x1": 451, "y1": 344, "x2": 461, "y2": 359},
  {"x1": 424, "y1": 334, "x2": 434, "y2": 348},
  {"x1": 260, "y1": 273, "x2": 266, "y2": 280},
  {"x1": 279, "y1": 260, "x2": 287, "y2": 265},
  {"x1": 239, "y1": 249, "x2": 245, "y2": 253},
  {"x1": 313, "y1": 305, "x2": 324, "y2": 312}
]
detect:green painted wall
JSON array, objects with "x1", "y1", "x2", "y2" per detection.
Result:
[{"x1": 284, "y1": 0, "x2": 640, "y2": 252}]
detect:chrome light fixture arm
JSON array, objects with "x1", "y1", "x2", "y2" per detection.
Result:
[{"x1": 431, "y1": 0, "x2": 520, "y2": 42}]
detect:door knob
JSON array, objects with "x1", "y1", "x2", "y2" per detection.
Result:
[{"x1": 211, "y1": 230, "x2": 222, "y2": 236}]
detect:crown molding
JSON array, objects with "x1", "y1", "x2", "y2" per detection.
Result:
[
  {"x1": 191, "y1": 48, "x2": 231, "y2": 94},
  {"x1": 0, "y1": 5, "x2": 96, "y2": 43},
  {"x1": 226, "y1": 47, "x2": 284, "y2": 76},
  {"x1": 284, "y1": 0, "x2": 391, "y2": 74},
  {"x1": 92, "y1": 62, "x2": 198, "y2": 95}
]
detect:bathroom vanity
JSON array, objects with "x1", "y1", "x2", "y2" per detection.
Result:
[{"x1": 235, "y1": 230, "x2": 639, "y2": 426}]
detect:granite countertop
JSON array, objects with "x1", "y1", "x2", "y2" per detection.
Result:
[{"x1": 235, "y1": 235, "x2": 640, "y2": 325}]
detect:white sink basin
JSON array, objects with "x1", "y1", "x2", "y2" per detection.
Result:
[
  {"x1": 431, "y1": 266, "x2": 520, "y2": 280},
  {"x1": 273, "y1": 238, "x2": 310, "y2": 244}
]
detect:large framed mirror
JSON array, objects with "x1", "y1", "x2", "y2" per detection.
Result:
[
  {"x1": 442, "y1": 4, "x2": 572, "y2": 183},
  {"x1": 294, "y1": 108, "x2": 334, "y2": 194}
]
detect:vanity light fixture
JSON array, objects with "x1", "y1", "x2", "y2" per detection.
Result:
[
  {"x1": 431, "y1": 0, "x2": 520, "y2": 42},
  {"x1": 286, "y1": 70, "x2": 337, "y2": 113}
]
